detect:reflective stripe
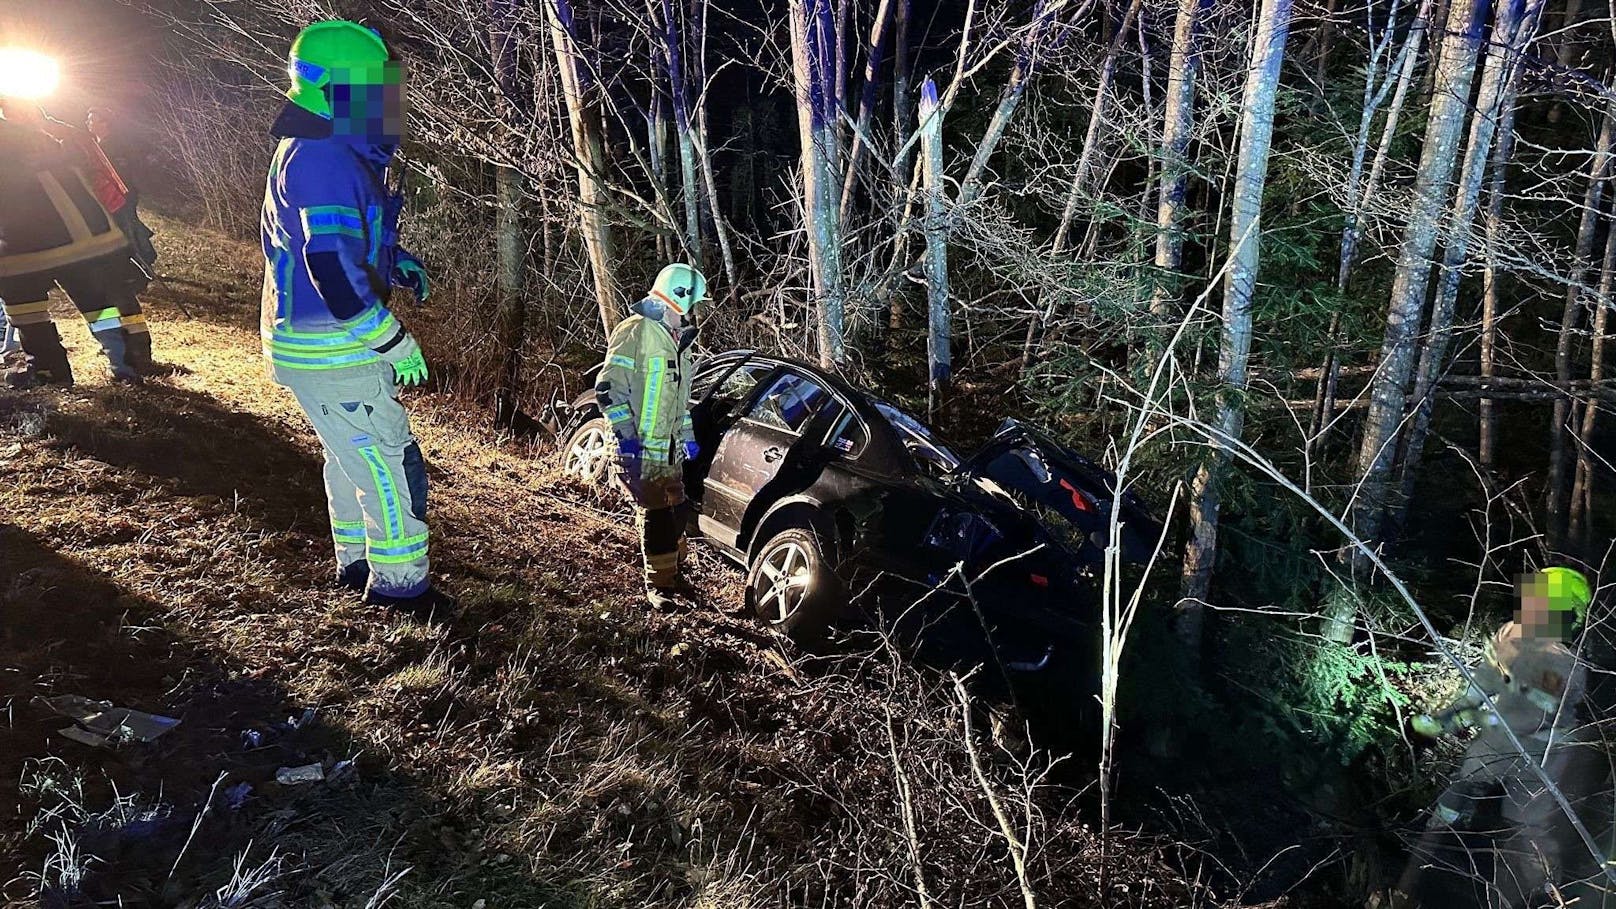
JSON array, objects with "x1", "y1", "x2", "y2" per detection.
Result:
[
  {"x1": 604, "y1": 404, "x2": 633, "y2": 426},
  {"x1": 83, "y1": 307, "x2": 121, "y2": 323},
  {"x1": 343, "y1": 306, "x2": 398, "y2": 345},
  {"x1": 331, "y1": 520, "x2": 367, "y2": 542},
  {"x1": 639, "y1": 357, "x2": 666, "y2": 438},
  {"x1": 356, "y1": 444, "x2": 404, "y2": 540},
  {"x1": 2, "y1": 301, "x2": 53, "y2": 317},
  {"x1": 120, "y1": 313, "x2": 148, "y2": 327},
  {"x1": 88, "y1": 316, "x2": 123, "y2": 332},
  {"x1": 609, "y1": 354, "x2": 636, "y2": 370},
  {"x1": 367, "y1": 532, "x2": 429, "y2": 563},
  {"x1": 301, "y1": 205, "x2": 365, "y2": 238},
  {"x1": 367, "y1": 205, "x2": 383, "y2": 265}
]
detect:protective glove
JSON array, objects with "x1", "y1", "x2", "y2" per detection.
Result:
[
  {"x1": 683, "y1": 439, "x2": 701, "y2": 462},
  {"x1": 376, "y1": 331, "x2": 429, "y2": 386},
  {"x1": 392, "y1": 252, "x2": 430, "y2": 303},
  {"x1": 1409, "y1": 714, "x2": 1443, "y2": 740},
  {"x1": 616, "y1": 436, "x2": 643, "y2": 475}
]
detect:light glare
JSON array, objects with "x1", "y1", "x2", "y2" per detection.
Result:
[{"x1": 0, "y1": 48, "x2": 61, "y2": 101}]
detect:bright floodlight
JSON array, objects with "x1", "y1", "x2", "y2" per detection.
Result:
[{"x1": 0, "y1": 48, "x2": 61, "y2": 100}]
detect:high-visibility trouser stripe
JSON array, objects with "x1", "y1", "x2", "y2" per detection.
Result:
[
  {"x1": 604, "y1": 403, "x2": 634, "y2": 429},
  {"x1": 84, "y1": 307, "x2": 123, "y2": 332},
  {"x1": 368, "y1": 532, "x2": 429, "y2": 565},
  {"x1": 2, "y1": 300, "x2": 54, "y2": 325},
  {"x1": 639, "y1": 357, "x2": 666, "y2": 438},
  {"x1": 608, "y1": 355, "x2": 636, "y2": 369},
  {"x1": 331, "y1": 519, "x2": 367, "y2": 544},
  {"x1": 356, "y1": 443, "x2": 404, "y2": 541},
  {"x1": 121, "y1": 314, "x2": 149, "y2": 334}
]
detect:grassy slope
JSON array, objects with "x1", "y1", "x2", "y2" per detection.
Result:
[{"x1": 0, "y1": 217, "x2": 1208, "y2": 908}]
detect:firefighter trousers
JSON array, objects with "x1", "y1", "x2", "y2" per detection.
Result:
[
  {"x1": 281, "y1": 362, "x2": 431, "y2": 599},
  {"x1": 631, "y1": 465, "x2": 690, "y2": 589},
  {"x1": 0, "y1": 256, "x2": 151, "y2": 383}
]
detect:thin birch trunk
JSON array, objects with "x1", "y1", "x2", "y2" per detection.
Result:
[
  {"x1": 1178, "y1": 0, "x2": 1294, "y2": 648},
  {"x1": 546, "y1": 0, "x2": 620, "y2": 332},
  {"x1": 1391, "y1": 0, "x2": 1543, "y2": 530},
  {"x1": 919, "y1": 78, "x2": 950, "y2": 414},
  {"x1": 1344, "y1": 0, "x2": 1486, "y2": 565},
  {"x1": 1569, "y1": 222, "x2": 1616, "y2": 544},
  {"x1": 887, "y1": 0, "x2": 914, "y2": 333},
  {"x1": 1050, "y1": 0, "x2": 1144, "y2": 254},
  {"x1": 1548, "y1": 96, "x2": 1616, "y2": 548},
  {"x1": 791, "y1": 0, "x2": 848, "y2": 367},
  {"x1": 837, "y1": 0, "x2": 894, "y2": 223},
  {"x1": 661, "y1": 0, "x2": 703, "y2": 267},
  {"x1": 955, "y1": 0, "x2": 1059, "y2": 210},
  {"x1": 1148, "y1": 0, "x2": 1210, "y2": 318},
  {"x1": 1478, "y1": 63, "x2": 1526, "y2": 471},
  {"x1": 489, "y1": 0, "x2": 528, "y2": 430},
  {"x1": 1312, "y1": 0, "x2": 1432, "y2": 445}
]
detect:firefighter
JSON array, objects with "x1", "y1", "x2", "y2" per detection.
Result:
[
  {"x1": 596, "y1": 263, "x2": 707, "y2": 609},
  {"x1": 1395, "y1": 567, "x2": 1603, "y2": 908},
  {"x1": 0, "y1": 98, "x2": 152, "y2": 386},
  {"x1": 261, "y1": 20, "x2": 447, "y2": 618}
]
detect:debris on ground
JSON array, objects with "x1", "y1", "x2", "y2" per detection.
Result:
[
  {"x1": 275, "y1": 763, "x2": 325, "y2": 785},
  {"x1": 37, "y1": 694, "x2": 181, "y2": 747}
]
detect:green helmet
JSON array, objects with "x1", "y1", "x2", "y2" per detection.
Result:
[
  {"x1": 650, "y1": 263, "x2": 710, "y2": 316},
  {"x1": 1540, "y1": 567, "x2": 1593, "y2": 623},
  {"x1": 286, "y1": 20, "x2": 390, "y2": 120}
]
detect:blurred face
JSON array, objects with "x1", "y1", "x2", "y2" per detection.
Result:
[
  {"x1": 329, "y1": 62, "x2": 405, "y2": 143},
  {"x1": 1517, "y1": 572, "x2": 1574, "y2": 639}
]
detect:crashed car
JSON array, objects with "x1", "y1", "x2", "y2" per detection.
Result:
[{"x1": 557, "y1": 349, "x2": 1160, "y2": 670}]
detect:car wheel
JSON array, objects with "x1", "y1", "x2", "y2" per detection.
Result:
[
  {"x1": 747, "y1": 527, "x2": 841, "y2": 645},
  {"x1": 560, "y1": 416, "x2": 617, "y2": 487}
]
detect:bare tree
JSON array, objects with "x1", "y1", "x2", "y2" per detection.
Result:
[
  {"x1": 790, "y1": 0, "x2": 848, "y2": 368},
  {"x1": 1178, "y1": 0, "x2": 1296, "y2": 645}
]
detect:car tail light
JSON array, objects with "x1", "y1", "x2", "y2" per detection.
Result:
[
  {"x1": 1029, "y1": 573, "x2": 1049, "y2": 588},
  {"x1": 1059, "y1": 478, "x2": 1095, "y2": 514}
]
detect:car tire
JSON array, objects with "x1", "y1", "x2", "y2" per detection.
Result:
[
  {"x1": 746, "y1": 527, "x2": 842, "y2": 646},
  {"x1": 560, "y1": 416, "x2": 619, "y2": 489}
]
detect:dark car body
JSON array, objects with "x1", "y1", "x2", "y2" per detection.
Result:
[{"x1": 557, "y1": 349, "x2": 1161, "y2": 671}]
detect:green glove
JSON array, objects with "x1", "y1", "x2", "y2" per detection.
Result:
[
  {"x1": 393, "y1": 254, "x2": 430, "y2": 303},
  {"x1": 376, "y1": 331, "x2": 429, "y2": 387},
  {"x1": 1410, "y1": 714, "x2": 1443, "y2": 739}
]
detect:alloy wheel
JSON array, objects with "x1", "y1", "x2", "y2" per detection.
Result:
[{"x1": 757, "y1": 540, "x2": 813, "y2": 624}]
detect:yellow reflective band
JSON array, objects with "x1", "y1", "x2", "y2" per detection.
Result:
[
  {"x1": 119, "y1": 313, "x2": 147, "y2": 326},
  {"x1": 639, "y1": 356, "x2": 666, "y2": 438},
  {"x1": 2, "y1": 300, "x2": 53, "y2": 316}
]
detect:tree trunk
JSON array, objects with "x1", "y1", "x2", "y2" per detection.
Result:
[
  {"x1": 489, "y1": 0, "x2": 529, "y2": 430},
  {"x1": 837, "y1": 0, "x2": 895, "y2": 223},
  {"x1": 1050, "y1": 0, "x2": 1144, "y2": 254},
  {"x1": 660, "y1": 0, "x2": 703, "y2": 267},
  {"x1": 790, "y1": 0, "x2": 848, "y2": 368},
  {"x1": 919, "y1": 78, "x2": 950, "y2": 414},
  {"x1": 955, "y1": 0, "x2": 1061, "y2": 211},
  {"x1": 1391, "y1": 0, "x2": 1543, "y2": 529},
  {"x1": 886, "y1": 0, "x2": 913, "y2": 334},
  {"x1": 1568, "y1": 222, "x2": 1616, "y2": 546},
  {"x1": 1547, "y1": 96, "x2": 1615, "y2": 549},
  {"x1": 1149, "y1": 0, "x2": 1210, "y2": 318},
  {"x1": 546, "y1": 0, "x2": 620, "y2": 333},
  {"x1": 1309, "y1": 0, "x2": 1431, "y2": 448},
  {"x1": 1343, "y1": 0, "x2": 1486, "y2": 569},
  {"x1": 1178, "y1": 0, "x2": 1294, "y2": 653},
  {"x1": 1478, "y1": 32, "x2": 1528, "y2": 471}
]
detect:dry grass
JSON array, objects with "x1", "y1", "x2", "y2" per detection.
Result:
[{"x1": 0, "y1": 215, "x2": 1216, "y2": 907}]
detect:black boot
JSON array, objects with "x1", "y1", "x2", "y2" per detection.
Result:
[
  {"x1": 336, "y1": 561, "x2": 370, "y2": 593},
  {"x1": 12, "y1": 323, "x2": 74, "y2": 388},
  {"x1": 366, "y1": 586, "x2": 456, "y2": 622}
]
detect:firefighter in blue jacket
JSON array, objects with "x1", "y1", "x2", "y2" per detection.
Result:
[{"x1": 261, "y1": 21, "x2": 446, "y2": 618}]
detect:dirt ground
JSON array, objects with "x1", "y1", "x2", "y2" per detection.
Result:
[{"x1": 0, "y1": 218, "x2": 1217, "y2": 907}]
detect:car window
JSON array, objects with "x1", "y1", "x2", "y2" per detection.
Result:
[
  {"x1": 747, "y1": 371, "x2": 832, "y2": 434},
  {"x1": 695, "y1": 361, "x2": 773, "y2": 410},
  {"x1": 827, "y1": 408, "x2": 868, "y2": 457},
  {"x1": 875, "y1": 402, "x2": 960, "y2": 472}
]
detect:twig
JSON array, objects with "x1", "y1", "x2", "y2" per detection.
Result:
[{"x1": 952, "y1": 673, "x2": 1038, "y2": 909}]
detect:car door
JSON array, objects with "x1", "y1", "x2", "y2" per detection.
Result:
[{"x1": 699, "y1": 369, "x2": 836, "y2": 548}]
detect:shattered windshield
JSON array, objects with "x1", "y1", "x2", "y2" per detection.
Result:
[{"x1": 874, "y1": 402, "x2": 961, "y2": 473}]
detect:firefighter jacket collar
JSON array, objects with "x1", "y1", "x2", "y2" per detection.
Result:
[{"x1": 270, "y1": 101, "x2": 397, "y2": 170}]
